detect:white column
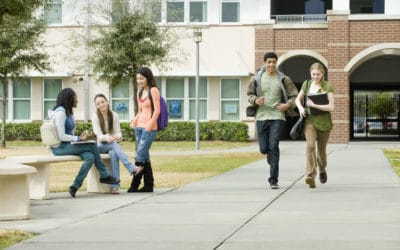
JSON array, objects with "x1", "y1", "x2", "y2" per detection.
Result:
[
  {"x1": 385, "y1": 0, "x2": 400, "y2": 15},
  {"x1": 332, "y1": 0, "x2": 350, "y2": 12}
]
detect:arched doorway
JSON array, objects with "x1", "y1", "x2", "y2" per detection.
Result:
[{"x1": 350, "y1": 54, "x2": 400, "y2": 140}]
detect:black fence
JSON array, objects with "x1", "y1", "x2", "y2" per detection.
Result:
[{"x1": 352, "y1": 94, "x2": 400, "y2": 140}]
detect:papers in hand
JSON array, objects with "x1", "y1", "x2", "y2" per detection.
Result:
[
  {"x1": 308, "y1": 93, "x2": 328, "y2": 115},
  {"x1": 71, "y1": 140, "x2": 96, "y2": 144}
]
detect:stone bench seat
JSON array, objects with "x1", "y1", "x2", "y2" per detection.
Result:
[
  {"x1": 5, "y1": 154, "x2": 112, "y2": 200},
  {"x1": 0, "y1": 161, "x2": 37, "y2": 220}
]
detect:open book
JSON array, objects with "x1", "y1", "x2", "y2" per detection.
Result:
[{"x1": 308, "y1": 93, "x2": 329, "y2": 115}]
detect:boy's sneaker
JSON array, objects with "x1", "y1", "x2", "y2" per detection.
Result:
[
  {"x1": 305, "y1": 176, "x2": 316, "y2": 188},
  {"x1": 100, "y1": 175, "x2": 120, "y2": 184},
  {"x1": 69, "y1": 186, "x2": 77, "y2": 198},
  {"x1": 270, "y1": 183, "x2": 279, "y2": 189}
]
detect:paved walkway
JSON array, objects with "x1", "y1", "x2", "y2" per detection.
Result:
[{"x1": 1, "y1": 141, "x2": 400, "y2": 250}]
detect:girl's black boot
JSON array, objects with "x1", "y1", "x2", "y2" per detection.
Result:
[{"x1": 139, "y1": 162, "x2": 154, "y2": 192}]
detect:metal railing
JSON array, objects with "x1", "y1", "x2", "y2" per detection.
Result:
[{"x1": 272, "y1": 14, "x2": 327, "y2": 24}]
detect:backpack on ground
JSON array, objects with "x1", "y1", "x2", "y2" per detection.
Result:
[
  {"x1": 141, "y1": 88, "x2": 168, "y2": 131},
  {"x1": 40, "y1": 119, "x2": 60, "y2": 146}
]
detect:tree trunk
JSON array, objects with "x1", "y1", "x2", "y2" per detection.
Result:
[{"x1": 1, "y1": 76, "x2": 8, "y2": 148}]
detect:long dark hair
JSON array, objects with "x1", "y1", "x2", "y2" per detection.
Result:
[
  {"x1": 94, "y1": 93, "x2": 114, "y2": 134},
  {"x1": 54, "y1": 88, "x2": 76, "y2": 115},
  {"x1": 137, "y1": 67, "x2": 157, "y2": 96}
]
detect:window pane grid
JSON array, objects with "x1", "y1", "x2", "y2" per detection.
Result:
[
  {"x1": 221, "y1": 79, "x2": 239, "y2": 120},
  {"x1": 190, "y1": 1, "x2": 207, "y2": 22},
  {"x1": 44, "y1": 0, "x2": 62, "y2": 24},
  {"x1": 221, "y1": 2, "x2": 240, "y2": 22},
  {"x1": 111, "y1": 81, "x2": 130, "y2": 121},
  {"x1": 167, "y1": 1, "x2": 184, "y2": 22}
]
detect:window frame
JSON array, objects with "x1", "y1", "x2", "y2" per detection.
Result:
[
  {"x1": 43, "y1": 79, "x2": 63, "y2": 120},
  {"x1": 167, "y1": 0, "x2": 185, "y2": 23},
  {"x1": 189, "y1": 0, "x2": 208, "y2": 23},
  {"x1": 220, "y1": 78, "x2": 240, "y2": 121},
  {"x1": 111, "y1": 80, "x2": 130, "y2": 121},
  {"x1": 43, "y1": 0, "x2": 62, "y2": 25},
  {"x1": 221, "y1": 0, "x2": 240, "y2": 23},
  {"x1": 12, "y1": 78, "x2": 32, "y2": 121}
]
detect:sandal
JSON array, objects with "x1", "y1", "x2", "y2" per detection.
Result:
[{"x1": 111, "y1": 188, "x2": 120, "y2": 195}]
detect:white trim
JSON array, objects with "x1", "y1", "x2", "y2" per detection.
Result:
[
  {"x1": 22, "y1": 72, "x2": 73, "y2": 77},
  {"x1": 278, "y1": 50, "x2": 329, "y2": 68},
  {"x1": 344, "y1": 43, "x2": 400, "y2": 73},
  {"x1": 349, "y1": 14, "x2": 400, "y2": 20}
]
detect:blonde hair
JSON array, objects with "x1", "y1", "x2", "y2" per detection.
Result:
[{"x1": 310, "y1": 62, "x2": 325, "y2": 82}]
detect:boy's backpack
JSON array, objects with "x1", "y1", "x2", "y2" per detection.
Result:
[
  {"x1": 40, "y1": 119, "x2": 60, "y2": 146},
  {"x1": 142, "y1": 88, "x2": 168, "y2": 131}
]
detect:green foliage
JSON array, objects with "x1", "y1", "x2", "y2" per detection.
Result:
[
  {"x1": 91, "y1": 11, "x2": 173, "y2": 86},
  {"x1": 0, "y1": 0, "x2": 50, "y2": 147},
  {"x1": 368, "y1": 92, "x2": 396, "y2": 119},
  {"x1": 4, "y1": 121, "x2": 249, "y2": 142}
]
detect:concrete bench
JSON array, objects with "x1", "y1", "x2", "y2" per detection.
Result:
[
  {"x1": 0, "y1": 161, "x2": 37, "y2": 220},
  {"x1": 5, "y1": 154, "x2": 112, "y2": 200}
]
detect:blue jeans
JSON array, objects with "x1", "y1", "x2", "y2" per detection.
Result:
[
  {"x1": 135, "y1": 128, "x2": 157, "y2": 164},
  {"x1": 97, "y1": 141, "x2": 135, "y2": 189},
  {"x1": 51, "y1": 142, "x2": 109, "y2": 189},
  {"x1": 256, "y1": 120, "x2": 284, "y2": 185}
]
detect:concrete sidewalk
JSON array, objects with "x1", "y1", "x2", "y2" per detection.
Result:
[{"x1": 1, "y1": 141, "x2": 400, "y2": 250}]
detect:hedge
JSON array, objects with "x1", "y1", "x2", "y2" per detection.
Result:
[{"x1": 4, "y1": 121, "x2": 249, "y2": 142}]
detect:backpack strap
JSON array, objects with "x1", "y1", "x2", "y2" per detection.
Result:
[{"x1": 140, "y1": 88, "x2": 155, "y2": 118}]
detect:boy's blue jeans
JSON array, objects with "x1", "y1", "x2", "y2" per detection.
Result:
[{"x1": 256, "y1": 119, "x2": 284, "y2": 185}]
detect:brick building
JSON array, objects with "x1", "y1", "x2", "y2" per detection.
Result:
[{"x1": 3, "y1": 0, "x2": 400, "y2": 143}]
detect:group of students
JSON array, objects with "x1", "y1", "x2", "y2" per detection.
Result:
[
  {"x1": 49, "y1": 52, "x2": 333, "y2": 198},
  {"x1": 247, "y1": 51, "x2": 334, "y2": 189},
  {"x1": 49, "y1": 67, "x2": 159, "y2": 197}
]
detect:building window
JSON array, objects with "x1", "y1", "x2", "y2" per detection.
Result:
[
  {"x1": 167, "y1": 1, "x2": 184, "y2": 23},
  {"x1": 43, "y1": 79, "x2": 62, "y2": 120},
  {"x1": 13, "y1": 79, "x2": 31, "y2": 120},
  {"x1": 44, "y1": 0, "x2": 62, "y2": 24},
  {"x1": 166, "y1": 78, "x2": 184, "y2": 120},
  {"x1": 111, "y1": 0, "x2": 129, "y2": 23},
  {"x1": 111, "y1": 80, "x2": 130, "y2": 121},
  {"x1": 220, "y1": 79, "x2": 240, "y2": 120},
  {"x1": 145, "y1": 0, "x2": 162, "y2": 23},
  {"x1": 221, "y1": 0, "x2": 240, "y2": 23},
  {"x1": 350, "y1": 0, "x2": 384, "y2": 14},
  {"x1": 190, "y1": 1, "x2": 207, "y2": 22},
  {"x1": 189, "y1": 77, "x2": 207, "y2": 120}
]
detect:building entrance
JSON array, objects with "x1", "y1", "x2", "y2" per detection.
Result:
[{"x1": 351, "y1": 87, "x2": 400, "y2": 140}]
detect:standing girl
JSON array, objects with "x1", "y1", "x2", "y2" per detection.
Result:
[
  {"x1": 295, "y1": 63, "x2": 335, "y2": 189},
  {"x1": 128, "y1": 67, "x2": 160, "y2": 192},
  {"x1": 92, "y1": 94, "x2": 144, "y2": 194},
  {"x1": 49, "y1": 88, "x2": 120, "y2": 198}
]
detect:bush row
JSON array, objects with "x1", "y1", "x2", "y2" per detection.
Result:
[{"x1": 4, "y1": 121, "x2": 249, "y2": 142}]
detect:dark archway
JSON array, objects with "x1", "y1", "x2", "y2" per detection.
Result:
[{"x1": 350, "y1": 54, "x2": 400, "y2": 140}]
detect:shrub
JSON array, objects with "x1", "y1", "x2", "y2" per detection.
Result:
[{"x1": 4, "y1": 121, "x2": 249, "y2": 142}]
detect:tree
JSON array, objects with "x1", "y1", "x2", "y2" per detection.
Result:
[
  {"x1": 91, "y1": 11, "x2": 176, "y2": 114},
  {"x1": 0, "y1": 1, "x2": 50, "y2": 147},
  {"x1": 368, "y1": 92, "x2": 396, "y2": 129}
]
